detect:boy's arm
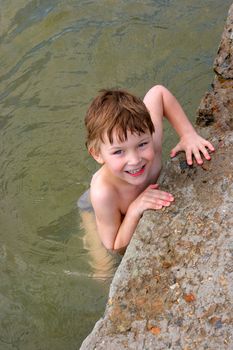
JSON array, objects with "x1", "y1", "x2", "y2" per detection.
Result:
[
  {"x1": 91, "y1": 186, "x2": 138, "y2": 252},
  {"x1": 143, "y1": 85, "x2": 215, "y2": 165},
  {"x1": 91, "y1": 184, "x2": 174, "y2": 252}
]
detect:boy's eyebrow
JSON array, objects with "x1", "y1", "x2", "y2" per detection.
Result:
[
  {"x1": 139, "y1": 136, "x2": 150, "y2": 142},
  {"x1": 136, "y1": 136, "x2": 151, "y2": 144},
  {"x1": 108, "y1": 135, "x2": 151, "y2": 149},
  {"x1": 108, "y1": 145, "x2": 123, "y2": 150}
]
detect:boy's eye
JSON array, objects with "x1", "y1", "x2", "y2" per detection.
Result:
[
  {"x1": 112, "y1": 150, "x2": 123, "y2": 155},
  {"x1": 138, "y1": 142, "x2": 148, "y2": 148}
]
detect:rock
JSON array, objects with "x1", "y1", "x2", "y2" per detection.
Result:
[{"x1": 80, "y1": 4, "x2": 233, "y2": 350}]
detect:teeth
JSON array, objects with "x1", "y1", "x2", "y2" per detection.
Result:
[{"x1": 127, "y1": 167, "x2": 143, "y2": 174}]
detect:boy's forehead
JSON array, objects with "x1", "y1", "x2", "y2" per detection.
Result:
[{"x1": 102, "y1": 129, "x2": 150, "y2": 145}]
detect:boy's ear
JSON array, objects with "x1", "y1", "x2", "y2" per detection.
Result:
[{"x1": 89, "y1": 147, "x2": 104, "y2": 164}]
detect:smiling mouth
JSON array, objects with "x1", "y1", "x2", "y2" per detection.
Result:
[{"x1": 125, "y1": 165, "x2": 145, "y2": 176}]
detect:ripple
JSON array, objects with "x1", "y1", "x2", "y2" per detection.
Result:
[
  {"x1": 0, "y1": 0, "x2": 55, "y2": 43},
  {"x1": 0, "y1": 52, "x2": 52, "y2": 103}
]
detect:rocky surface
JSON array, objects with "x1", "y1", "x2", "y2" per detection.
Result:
[{"x1": 80, "y1": 4, "x2": 233, "y2": 350}]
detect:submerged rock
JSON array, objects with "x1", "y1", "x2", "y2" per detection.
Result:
[{"x1": 80, "y1": 4, "x2": 233, "y2": 350}]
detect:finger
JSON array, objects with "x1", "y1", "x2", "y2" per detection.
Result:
[
  {"x1": 200, "y1": 145, "x2": 211, "y2": 160},
  {"x1": 154, "y1": 204, "x2": 163, "y2": 210},
  {"x1": 185, "y1": 149, "x2": 193, "y2": 165},
  {"x1": 149, "y1": 202, "x2": 169, "y2": 211},
  {"x1": 150, "y1": 191, "x2": 174, "y2": 202},
  {"x1": 204, "y1": 140, "x2": 215, "y2": 152},
  {"x1": 154, "y1": 199, "x2": 173, "y2": 208},
  {"x1": 161, "y1": 200, "x2": 173, "y2": 206},
  {"x1": 170, "y1": 149, "x2": 177, "y2": 158},
  {"x1": 144, "y1": 197, "x2": 174, "y2": 211},
  {"x1": 149, "y1": 183, "x2": 159, "y2": 189},
  {"x1": 149, "y1": 188, "x2": 173, "y2": 197},
  {"x1": 170, "y1": 143, "x2": 182, "y2": 158},
  {"x1": 193, "y1": 148, "x2": 203, "y2": 165}
]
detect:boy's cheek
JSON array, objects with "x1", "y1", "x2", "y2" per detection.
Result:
[
  {"x1": 146, "y1": 148, "x2": 157, "y2": 160},
  {"x1": 111, "y1": 161, "x2": 124, "y2": 172}
]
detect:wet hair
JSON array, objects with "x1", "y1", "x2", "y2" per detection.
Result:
[{"x1": 85, "y1": 89, "x2": 155, "y2": 151}]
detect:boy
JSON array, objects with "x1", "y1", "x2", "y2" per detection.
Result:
[{"x1": 85, "y1": 85, "x2": 214, "y2": 253}]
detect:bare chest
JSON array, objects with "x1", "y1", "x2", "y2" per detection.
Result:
[{"x1": 117, "y1": 187, "x2": 142, "y2": 215}]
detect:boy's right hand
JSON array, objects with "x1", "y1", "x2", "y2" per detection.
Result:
[{"x1": 129, "y1": 184, "x2": 174, "y2": 218}]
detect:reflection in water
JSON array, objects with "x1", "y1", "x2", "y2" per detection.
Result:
[{"x1": 0, "y1": 0, "x2": 232, "y2": 348}]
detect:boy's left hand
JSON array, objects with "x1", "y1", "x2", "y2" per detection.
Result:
[{"x1": 170, "y1": 131, "x2": 215, "y2": 165}]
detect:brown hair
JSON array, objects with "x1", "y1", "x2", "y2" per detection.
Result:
[{"x1": 85, "y1": 89, "x2": 155, "y2": 151}]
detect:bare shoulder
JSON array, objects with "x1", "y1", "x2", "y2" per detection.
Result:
[{"x1": 90, "y1": 170, "x2": 118, "y2": 210}]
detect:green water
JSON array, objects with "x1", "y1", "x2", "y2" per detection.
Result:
[{"x1": 0, "y1": 1, "x2": 232, "y2": 349}]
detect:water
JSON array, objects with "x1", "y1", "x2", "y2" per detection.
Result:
[{"x1": 0, "y1": 1, "x2": 232, "y2": 348}]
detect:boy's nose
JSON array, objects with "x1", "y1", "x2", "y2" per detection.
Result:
[{"x1": 127, "y1": 151, "x2": 141, "y2": 165}]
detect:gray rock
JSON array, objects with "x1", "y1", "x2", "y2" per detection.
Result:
[{"x1": 80, "y1": 4, "x2": 233, "y2": 349}]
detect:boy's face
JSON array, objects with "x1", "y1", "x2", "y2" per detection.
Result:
[{"x1": 92, "y1": 129, "x2": 156, "y2": 186}]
